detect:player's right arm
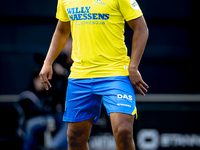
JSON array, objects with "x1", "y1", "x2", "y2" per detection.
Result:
[{"x1": 39, "y1": 20, "x2": 71, "y2": 90}]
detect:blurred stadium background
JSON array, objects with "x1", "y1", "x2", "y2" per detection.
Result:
[{"x1": 0, "y1": 0, "x2": 200, "y2": 150}]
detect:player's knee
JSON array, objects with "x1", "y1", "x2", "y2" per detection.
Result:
[
  {"x1": 114, "y1": 125, "x2": 134, "y2": 149},
  {"x1": 115, "y1": 125, "x2": 132, "y2": 140},
  {"x1": 67, "y1": 128, "x2": 89, "y2": 147}
]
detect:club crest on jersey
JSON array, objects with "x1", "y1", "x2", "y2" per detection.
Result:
[
  {"x1": 93, "y1": 0, "x2": 106, "y2": 5},
  {"x1": 117, "y1": 94, "x2": 133, "y2": 100}
]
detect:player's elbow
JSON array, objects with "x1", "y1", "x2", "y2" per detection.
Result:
[
  {"x1": 135, "y1": 24, "x2": 149, "y2": 40},
  {"x1": 143, "y1": 25, "x2": 149, "y2": 38},
  {"x1": 137, "y1": 20, "x2": 148, "y2": 36}
]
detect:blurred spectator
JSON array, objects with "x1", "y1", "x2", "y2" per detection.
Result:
[{"x1": 19, "y1": 37, "x2": 72, "y2": 150}]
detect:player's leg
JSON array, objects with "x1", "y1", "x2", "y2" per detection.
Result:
[
  {"x1": 64, "y1": 78, "x2": 102, "y2": 150},
  {"x1": 67, "y1": 118, "x2": 94, "y2": 150},
  {"x1": 110, "y1": 113, "x2": 135, "y2": 150},
  {"x1": 94, "y1": 76, "x2": 137, "y2": 150}
]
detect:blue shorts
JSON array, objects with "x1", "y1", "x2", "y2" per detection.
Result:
[{"x1": 63, "y1": 76, "x2": 137, "y2": 123}]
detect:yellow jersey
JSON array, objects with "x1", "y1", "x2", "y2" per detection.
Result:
[{"x1": 56, "y1": 0, "x2": 143, "y2": 79}]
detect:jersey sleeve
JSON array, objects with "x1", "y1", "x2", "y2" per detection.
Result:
[
  {"x1": 56, "y1": 0, "x2": 70, "y2": 22},
  {"x1": 118, "y1": 0, "x2": 143, "y2": 21}
]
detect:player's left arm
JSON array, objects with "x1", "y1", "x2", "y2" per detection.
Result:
[{"x1": 127, "y1": 15, "x2": 149, "y2": 96}]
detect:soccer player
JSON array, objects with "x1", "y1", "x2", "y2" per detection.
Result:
[{"x1": 39, "y1": 0, "x2": 149, "y2": 149}]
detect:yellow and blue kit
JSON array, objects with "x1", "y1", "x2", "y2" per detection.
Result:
[{"x1": 56, "y1": 0, "x2": 143, "y2": 122}]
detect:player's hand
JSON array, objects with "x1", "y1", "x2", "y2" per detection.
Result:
[
  {"x1": 39, "y1": 64, "x2": 53, "y2": 90},
  {"x1": 129, "y1": 68, "x2": 149, "y2": 96}
]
